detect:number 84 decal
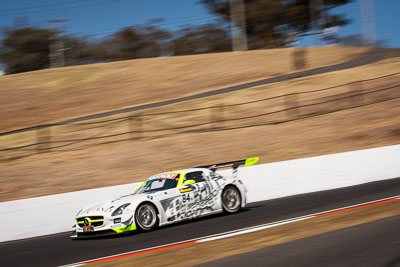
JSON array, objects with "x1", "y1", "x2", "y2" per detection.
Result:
[{"x1": 181, "y1": 192, "x2": 194, "y2": 203}]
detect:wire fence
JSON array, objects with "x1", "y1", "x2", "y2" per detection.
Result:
[{"x1": 1, "y1": 71, "x2": 399, "y2": 161}]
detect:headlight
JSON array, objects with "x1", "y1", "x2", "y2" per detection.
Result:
[{"x1": 112, "y1": 203, "x2": 131, "y2": 216}]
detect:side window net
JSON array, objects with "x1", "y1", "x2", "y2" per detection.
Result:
[{"x1": 185, "y1": 171, "x2": 205, "y2": 183}]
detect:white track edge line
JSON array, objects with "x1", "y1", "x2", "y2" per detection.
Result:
[
  {"x1": 308, "y1": 194, "x2": 400, "y2": 217},
  {"x1": 197, "y1": 217, "x2": 311, "y2": 242}
]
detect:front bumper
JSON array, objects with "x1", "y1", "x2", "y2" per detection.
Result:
[
  {"x1": 71, "y1": 229, "x2": 118, "y2": 239},
  {"x1": 71, "y1": 224, "x2": 137, "y2": 239},
  {"x1": 72, "y1": 214, "x2": 137, "y2": 239}
]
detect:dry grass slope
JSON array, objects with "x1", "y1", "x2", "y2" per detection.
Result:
[
  {"x1": 0, "y1": 46, "x2": 399, "y2": 202},
  {"x1": 0, "y1": 46, "x2": 366, "y2": 132}
]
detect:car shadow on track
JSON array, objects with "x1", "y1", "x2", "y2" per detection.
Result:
[{"x1": 72, "y1": 208, "x2": 254, "y2": 241}]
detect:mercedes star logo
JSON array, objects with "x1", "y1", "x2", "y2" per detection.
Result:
[{"x1": 83, "y1": 217, "x2": 91, "y2": 226}]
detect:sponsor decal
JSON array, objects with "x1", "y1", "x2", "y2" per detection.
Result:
[
  {"x1": 180, "y1": 185, "x2": 222, "y2": 219},
  {"x1": 181, "y1": 192, "x2": 194, "y2": 204},
  {"x1": 147, "y1": 195, "x2": 153, "y2": 200},
  {"x1": 83, "y1": 226, "x2": 94, "y2": 232},
  {"x1": 110, "y1": 223, "x2": 123, "y2": 229},
  {"x1": 150, "y1": 173, "x2": 178, "y2": 180},
  {"x1": 96, "y1": 206, "x2": 114, "y2": 212},
  {"x1": 180, "y1": 188, "x2": 192, "y2": 193}
]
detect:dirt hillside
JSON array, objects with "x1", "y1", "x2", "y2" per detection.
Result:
[
  {"x1": 1, "y1": 46, "x2": 399, "y2": 202},
  {"x1": 0, "y1": 46, "x2": 366, "y2": 132}
]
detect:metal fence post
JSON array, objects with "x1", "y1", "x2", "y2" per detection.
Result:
[
  {"x1": 285, "y1": 93, "x2": 299, "y2": 120},
  {"x1": 292, "y1": 48, "x2": 308, "y2": 71},
  {"x1": 128, "y1": 114, "x2": 143, "y2": 140},
  {"x1": 210, "y1": 104, "x2": 225, "y2": 130},
  {"x1": 349, "y1": 81, "x2": 364, "y2": 106},
  {"x1": 36, "y1": 126, "x2": 51, "y2": 153}
]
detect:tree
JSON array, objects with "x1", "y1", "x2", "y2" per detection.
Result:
[
  {"x1": 136, "y1": 25, "x2": 171, "y2": 58},
  {"x1": 102, "y1": 27, "x2": 143, "y2": 60},
  {"x1": 63, "y1": 35, "x2": 106, "y2": 66},
  {"x1": 172, "y1": 24, "x2": 231, "y2": 55},
  {"x1": 0, "y1": 27, "x2": 52, "y2": 74},
  {"x1": 200, "y1": 0, "x2": 352, "y2": 49},
  {"x1": 102, "y1": 24, "x2": 171, "y2": 61}
]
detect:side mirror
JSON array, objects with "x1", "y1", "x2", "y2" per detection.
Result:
[{"x1": 182, "y1": 179, "x2": 195, "y2": 185}]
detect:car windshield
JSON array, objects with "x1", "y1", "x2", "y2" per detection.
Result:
[{"x1": 136, "y1": 173, "x2": 180, "y2": 194}]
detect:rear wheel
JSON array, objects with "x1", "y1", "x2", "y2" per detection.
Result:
[
  {"x1": 135, "y1": 203, "x2": 159, "y2": 231},
  {"x1": 221, "y1": 186, "x2": 241, "y2": 213}
]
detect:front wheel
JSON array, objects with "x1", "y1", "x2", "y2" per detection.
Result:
[
  {"x1": 221, "y1": 186, "x2": 241, "y2": 213},
  {"x1": 135, "y1": 203, "x2": 159, "y2": 231}
]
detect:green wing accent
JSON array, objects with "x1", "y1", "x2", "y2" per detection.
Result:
[
  {"x1": 112, "y1": 224, "x2": 137, "y2": 233},
  {"x1": 245, "y1": 157, "x2": 259, "y2": 166}
]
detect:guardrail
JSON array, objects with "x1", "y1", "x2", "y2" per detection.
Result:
[{"x1": 0, "y1": 72, "x2": 399, "y2": 160}]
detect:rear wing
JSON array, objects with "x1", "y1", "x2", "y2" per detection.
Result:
[{"x1": 197, "y1": 157, "x2": 259, "y2": 177}]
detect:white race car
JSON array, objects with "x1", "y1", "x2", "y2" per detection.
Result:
[{"x1": 71, "y1": 157, "x2": 258, "y2": 238}]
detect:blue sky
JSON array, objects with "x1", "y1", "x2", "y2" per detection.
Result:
[
  {"x1": 0, "y1": 0, "x2": 215, "y2": 40},
  {"x1": 0, "y1": 0, "x2": 399, "y2": 46}
]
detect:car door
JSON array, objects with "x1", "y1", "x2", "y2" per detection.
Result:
[
  {"x1": 159, "y1": 171, "x2": 216, "y2": 224},
  {"x1": 160, "y1": 171, "x2": 204, "y2": 223},
  {"x1": 179, "y1": 171, "x2": 220, "y2": 218}
]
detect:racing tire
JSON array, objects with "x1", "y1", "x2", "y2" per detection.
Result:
[
  {"x1": 135, "y1": 203, "x2": 159, "y2": 231},
  {"x1": 221, "y1": 185, "x2": 241, "y2": 213}
]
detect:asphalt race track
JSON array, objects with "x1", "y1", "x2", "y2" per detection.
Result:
[
  {"x1": 1, "y1": 177, "x2": 399, "y2": 267},
  {"x1": 198, "y1": 215, "x2": 400, "y2": 267}
]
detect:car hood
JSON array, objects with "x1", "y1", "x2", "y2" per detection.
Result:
[{"x1": 77, "y1": 193, "x2": 144, "y2": 217}]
